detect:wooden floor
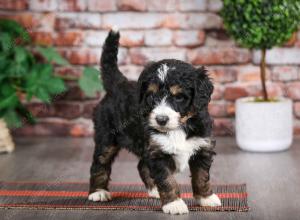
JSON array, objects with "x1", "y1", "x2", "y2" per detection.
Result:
[{"x1": 0, "y1": 137, "x2": 300, "y2": 220}]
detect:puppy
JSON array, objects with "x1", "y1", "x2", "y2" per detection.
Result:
[{"x1": 88, "y1": 29, "x2": 221, "y2": 215}]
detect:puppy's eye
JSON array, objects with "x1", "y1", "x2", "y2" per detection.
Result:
[{"x1": 174, "y1": 95, "x2": 185, "y2": 102}]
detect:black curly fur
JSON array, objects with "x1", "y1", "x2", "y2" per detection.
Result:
[{"x1": 89, "y1": 30, "x2": 216, "y2": 206}]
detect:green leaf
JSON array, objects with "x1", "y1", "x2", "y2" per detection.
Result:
[
  {"x1": 35, "y1": 88, "x2": 51, "y2": 103},
  {"x1": 0, "y1": 92, "x2": 18, "y2": 109},
  {"x1": 0, "y1": 19, "x2": 30, "y2": 43},
  {"x1": 79, "y1": 67, "x2": 103, "y2": 97},
  {"x1": 36, "y1": 46, "x2": 69, "y2": 65},
  {"x1": 3, "y1": 110, "x2": 22, "y2": 128}
]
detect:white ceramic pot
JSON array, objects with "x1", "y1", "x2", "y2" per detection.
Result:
[{"x1": 235, "y1": 97, "x2": 293, "y2": 152}]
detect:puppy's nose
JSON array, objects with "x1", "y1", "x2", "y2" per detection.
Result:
[{"x1": 155, "y1": 115, "x2": 169, "y2": 126}]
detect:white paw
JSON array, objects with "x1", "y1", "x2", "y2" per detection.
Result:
[
  {"x1": 197, "y1": 193, "x2": 222, "y2": 207},
  {"x1": 88, "y1": 189, "x2": 112, "y2": 202},
  {"x1": 148, "y1": 187, "x2": 160, "y2": 198},
  {"x1": 162, "y1": 198, "x2": 189, "y2": 215}
]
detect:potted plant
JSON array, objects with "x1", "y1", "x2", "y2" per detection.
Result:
[
  {"x1": 0, "y1": 19, "x2": 102, "y2": 153},
  {"x1": 221, "y1": 0, "x2": 300, "y2": 152}
]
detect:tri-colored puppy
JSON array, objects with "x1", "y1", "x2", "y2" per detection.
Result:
[{"x1": 88, "y1": 28, "x2": 221, "y2": 215}]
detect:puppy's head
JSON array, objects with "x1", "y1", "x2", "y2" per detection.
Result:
[{"x1": 138, "y1": 59, "x2": 213, "y2": 133}]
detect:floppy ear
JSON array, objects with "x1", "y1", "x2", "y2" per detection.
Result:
[
  {"x1": 137, "y1": 61, "x2": 156, "y2": 104},
  {"x1": 193, "y1": 67, "x2": 214, "y2": 112}
]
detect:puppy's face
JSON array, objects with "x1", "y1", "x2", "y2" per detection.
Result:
[{"x1": 138, "y1": 60, "x2": 213, "y2": 133}]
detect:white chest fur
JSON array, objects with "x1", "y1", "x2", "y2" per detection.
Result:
[{"x1": 151, "y1": 129, "x2": 210, "y2": 172}]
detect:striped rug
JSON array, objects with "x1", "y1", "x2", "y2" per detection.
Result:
[{"x1": 0, "y1": 181, "x2": 249, "y2": 212}]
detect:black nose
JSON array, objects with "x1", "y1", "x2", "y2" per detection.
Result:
[{"x1": 155, "y1": 115, "x2": 169, "y2": 126}]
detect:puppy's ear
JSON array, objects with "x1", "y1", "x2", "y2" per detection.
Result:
[
  {"x1": 193, "y1": 67, "x2": 213, "y2": 111},
  {"x1": 137, "y1": 61, "x2": 156, "y2": 104}
]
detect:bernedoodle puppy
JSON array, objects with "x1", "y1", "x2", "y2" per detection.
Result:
[{"x1": 88, "y1": 28, "x2": 221, "y2": 215}]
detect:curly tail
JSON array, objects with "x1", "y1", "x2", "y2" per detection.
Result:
[{"x1": 100, "y1": 28, "x2": 127, "y2": 93}]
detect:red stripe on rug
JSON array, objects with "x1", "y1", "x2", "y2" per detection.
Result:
[
  {"x1": 0, "y1": 203, "x2": 247, "y2": 210},
  {"x1": 0, "y1": 190, "x2": 247, "y2": 199}
]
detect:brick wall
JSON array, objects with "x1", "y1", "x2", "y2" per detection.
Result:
[{"x1": 1, "y1": 0, "x2": 300, "y2": 137}]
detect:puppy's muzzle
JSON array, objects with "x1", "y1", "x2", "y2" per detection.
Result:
[{"x1": 155, "y1": 115, "x2": 169, "y2": 126}]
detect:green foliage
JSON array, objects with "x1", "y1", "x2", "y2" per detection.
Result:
[
  {"x1": 0, "y1": 19, "x2": 103, "y2": 128},
  {"x1": 0, "y1": 19, "x2": 68, "y2": 127},
  {"x1": 79, "y1": 67, "x2": 103, "y2": 97},
  {"x1": 221, "y1": 0, "x2": 300, "y2": 49}
]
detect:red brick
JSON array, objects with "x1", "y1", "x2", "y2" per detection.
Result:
[
  {"x1": 294, "y1": 121, "x2": 300, "y2": 136},
  {"x1": 224, "y1": 85, "x2": 248, "y2": 101},
  {"x1": 55, "y1": 66, "x2": 83, "y2": 80},
  {"x1": 253, "y1": 48, "x2": 300, "y2": 65},
  {"x1": 213, "y1": 118, "x2": 234, "y2": 136},
  {"x1": 145, "y1": 29, "x2": 172, "y2": 46},
  {"x1": 63, "y1": 49, "x2": 99, "y2": 65},
  {"x1": 55, "y1": 31, "x2": 84, "y2": 46},
  {"x1": 30, "y1": 31, "x2": 53, "y2": 46},
  {"x1": 146, "y1": 0, "x2": 176, "y2": 11},
  {"x1": 226, "y1": 102, "x2": 235, "y2": 116},
  {"x1": 103, "y1": 12, "x2": 162, "y2": 29},
  {"x1": 26, "y1": 102, "x2": 82, "y2": 119},
  {"x1": 294, "y1": 102, "x2": 300, "y2": 119},
  {"x1": 69, "y1": 118, "x2": 94, "y2": 137},
  {"x1": 0, "y1": 13, "x2": 36, "y2": 29},
  {"x1": 236, "y1": 65, "x2": 270, "y2": 82},
  {"x1": 159, "y1": 13, "x2": 186, "y2": 29},
  {"x1": 119, "y1": 65, "x2": 143, "y2": 81},
  {"x1": 188, "y1": 48, "x2": 251, "y2": 65},
  {"x1": 0, "y1": 0, "x2": 28, "y2": 10},
  {"x1": 208, "y1": 102, "x2": 227, "y2": 117},
  {"x1": 82, "y1": 101, "x2": 98, "y2": 118},
  {"x1": 173, "y1": 30, "x2": 205, "y2": 47},
  {"x1": 85, "y1": 31, "x2": 108, "y2": 46},
  {"x1": 120, "y1": 31, "x2": 144, "y2": 47},
  {"x1": 245, "y1": 82, "x2": 284, "y2": 98},
  {"x1": 57, "y1": 84, "x2": 101, "y2": 101},
  {"x1": 183, "y1": 13, "x2": 222, "y2": 29},
  {"x1": 55, "y1": 13, "x2": 101, "y2": 30},
  {"x1": 29, "y1": 0, "x2": 57, "y2": 11},
  {"x1": 177, "y1": 0, "x2": 206, "y2": 11},
  {"x1": 272, "y1": 66, "x2": 299, "y2": 82},
  {"x1": 208, "y1": 0, "x2": 223, "y2": 12},
  {"x1": 286, "y1": 82, "x2": 300, "y2": 100},
  {"x1": 160, "y1": 13, "x2": 222, "y2": 29},
  {"x1": 209, "y1": 67, "x2": 237, "y2": 83},
  {"x1": 87, "y1": 0, "x2": 116, "y2": 11},
  {"x1": 130, "y1": 47, "x2": 186, "y2": 65},
  {"x1": 58, "y1": 0, "x2": 86, "y2": 11},
  {"x1": 117, "y1": 0, "x2": 146, "y2": 11},
  {"x1": 211, "y1": 85, "x2": 223, "y2": 100},
  {"x1": 14, "y1": 118, "x2": 93, "y2": 137}
]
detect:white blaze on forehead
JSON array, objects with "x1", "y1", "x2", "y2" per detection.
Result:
[{"x1": 157, "y1": 64, "x2": 169, "y2": 82}]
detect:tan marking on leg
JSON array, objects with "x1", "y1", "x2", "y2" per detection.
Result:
[
  {"x1": 157, "y1": 175, "x2": 180, "y2": 205},
  {"x1": 98, "y1": 145, "x2": 119, "y2": 164},
  {"x1": 191, "y1": 168, "x2": 212, "y2": 198}
]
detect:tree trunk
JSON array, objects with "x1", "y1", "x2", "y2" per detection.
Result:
[
  {"x1": 260, "y1": 49, "x2": 269, "y2": 101},
  {"x1": 0, "y1": 119, "x2": 15, "y2": 153}
]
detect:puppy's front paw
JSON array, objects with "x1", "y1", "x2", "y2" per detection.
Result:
[
  {"x1": 197, "y1": 193, "x2": 221, "y2": 207},
  {"x1": 148, "y1": 187, "x2": 160, "y2": 198},
  {"x1": 162, "y1": 198, "x2": 189, "y2": 215},
  {"x1": 88, "y1": 189, "x2": 112, "y2": 202}
]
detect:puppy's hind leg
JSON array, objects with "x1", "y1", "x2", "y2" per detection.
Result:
[
  {"x1": 138, "y1": 160, "x2": 159, "y2": 198},
  {"x1": 88, "y1": 144, "x2": 120, "y2": 202}
]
